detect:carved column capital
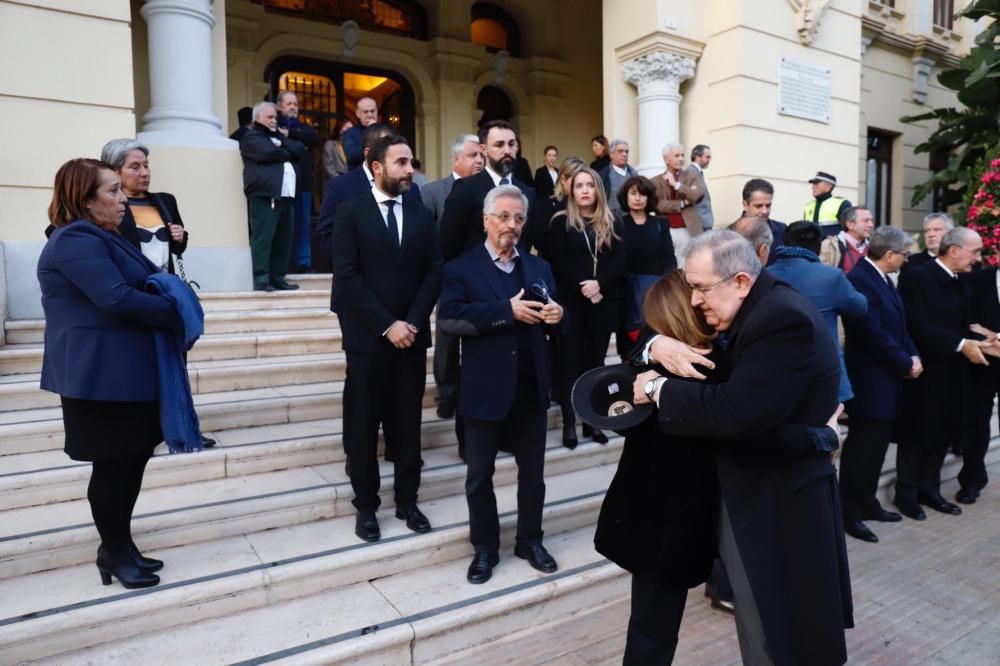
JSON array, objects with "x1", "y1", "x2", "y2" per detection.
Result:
[{"x1": 622, "y1": 51, "x2": 696, "y2": 94}]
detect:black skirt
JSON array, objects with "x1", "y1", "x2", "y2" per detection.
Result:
[{"x1": 61, "y1": 397, "x2": 163, "y2": 462}]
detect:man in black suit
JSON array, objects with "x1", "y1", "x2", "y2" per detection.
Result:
[
  {"x1": 896, "y1": 227, "x2": 988, "y2": 519},
  {"x1": 635, "y1": 230, "x2": 852, "y2": 666},
  {"x1": 438, "y1": 185, "x2": 565, "y2": 584},
  {"x1": 841, "y1": 226, "x2": 920, "y2": 543},
  {"x1": 957, "y1": 265, "x2": 1000, "y2": 504},
  {"x1": 740, "y1": 178, "x2": 785, "y2": 265},
  {"x1": 317, "y1": 123, "x2": 423, "y2": 265},
  {"x1": 439, "y1": 119, "x2": 539, "y2": 261},
  {"x1": 330, "y1": 134, "x2": 442, "y2": 543},
  {"x1": 902, "y1": 212, "x2": 953, "y2": 273}
]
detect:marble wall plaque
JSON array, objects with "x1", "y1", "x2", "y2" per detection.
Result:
[{"x1": 778, "y1": 56, "x2": 832, "y2": 124}]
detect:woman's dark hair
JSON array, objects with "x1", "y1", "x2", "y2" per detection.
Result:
[
  {"x1": 333, "y1": 117, "x2": 352, "y2": 140},
  {"x1": 48, "y1": 158, "x2": 114, "y2": 228},
  {"x1": 616, "y1": 175, "x2": 659, "y2": 214},
  {"x1": 643, "y1": 271, "x2": 716, "y2": 348},
  {"x1": 591, "y1": 135, "x2": 609, "y2": 155}
]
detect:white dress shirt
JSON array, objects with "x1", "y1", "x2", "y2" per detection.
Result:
[
  {"x1": 271, "y1": 136, "x2": 297, "y2": 198},
  {"x1": 362, "y1": 161, "x2": 375, "y2": 187},
  {"x1": 484, "y1": 164, "x2": 510, "y2": 187},
  {"x1": 371, "y1": 185, "x2": 404, "y2": 245}
]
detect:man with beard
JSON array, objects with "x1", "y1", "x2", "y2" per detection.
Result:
[
  {"x1": 438, "y1": 185, "x2": 565, "y2": 584},
  {"x1": 330, "y1": 134, "x2": 443, "y2": 543},
  {"x1": 439, "y1": 120, "x2": 539, "y2": 262}
]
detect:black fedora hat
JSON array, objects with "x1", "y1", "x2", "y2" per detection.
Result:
[{"x1": 571, "y1": 364, "x2": 654, "y2": 434}]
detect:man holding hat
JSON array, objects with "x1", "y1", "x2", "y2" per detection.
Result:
[{"x1": 804, "y1": 171, "x2": 852, "y2": 236}]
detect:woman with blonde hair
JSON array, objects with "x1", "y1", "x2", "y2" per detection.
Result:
[
  {"x1": 535, "y1": 157, "x2": 586, "y2": 255},
  {"x1": 547, "y1": 167, "x2": 627, "y2": 447}
]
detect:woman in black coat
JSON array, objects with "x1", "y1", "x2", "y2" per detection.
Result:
[
  {"x1": 547, "y1": 167, "x2": 627, "y2": 447},
  {"x1": 595, "y1": 272, "x2": 843, "y2": 664},
  {"x1": 39, "y1": 159, "x2": 183, "y2": 590},
  {"x1": 589, "y1": 134, "x2": 610, "y2": 172},
  {"x1": 100, "y1": 138, "x2": 189, "y2": 276}
]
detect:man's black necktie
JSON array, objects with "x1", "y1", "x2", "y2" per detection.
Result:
[
  {"x1": 384, "y1": 199, "x2": 400, "y2": 249},
  {"x1": 500, "y1": 177, "x2": 510, "y2": 185}
]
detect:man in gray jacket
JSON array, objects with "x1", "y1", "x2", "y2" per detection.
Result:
[
  {"x1": 690, "y1": 144, "x2": 714, "y2": 231},
  {"x1": 421, "y1": 134, "x2": 484, "y2": 226}
]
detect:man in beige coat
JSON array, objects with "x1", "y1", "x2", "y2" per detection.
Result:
[{"x1": 654, "y1": 143, "x2": 704, "y2": 263}]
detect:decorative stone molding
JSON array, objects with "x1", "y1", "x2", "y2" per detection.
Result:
[
  {"x1": 621, "y1": 52, "x2": 695, "y2": 94},
  {"x1": 341, "y1": 20, "x2": 359, "y2": 57},
  {"x1": 912, "y1": 56, "x2": 935, "y2": 104},
  {"x1": 787, "y1": 0, "x2": 830, "y2": 46},
  {"x1": 494, "y1": 50, "x2": 510, "y2": 83}
]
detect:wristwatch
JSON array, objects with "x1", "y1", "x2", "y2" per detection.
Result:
[{"x1": 644, "y1": 377, "x2": 665, "y2": 403}]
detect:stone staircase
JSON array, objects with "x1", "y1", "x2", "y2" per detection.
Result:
[{"x1": 0, "y1": 275, "x2": 632, "y2": 665}]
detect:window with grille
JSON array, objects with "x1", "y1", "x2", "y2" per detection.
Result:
[
  {"x1": 278, "y1": 72, "x2": 337, "y2": 139},
  {"x1": 933, "y1": 0, "x2": 955, "y2": 29}
]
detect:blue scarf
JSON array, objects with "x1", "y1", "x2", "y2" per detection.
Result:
[
  {"x1": 145, "y1": 273, "x2": 205, "y2": 453},
  {"x1": 773, "y1": 245, "x2": 820, "y2": 263}
]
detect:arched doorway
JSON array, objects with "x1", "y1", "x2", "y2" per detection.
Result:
[
  {"x1": 264, "y1": 56, "x2": 417, "y2": 150},
  {"x1": 476, "y1": 85, "x2": 514, "y2": 128}
]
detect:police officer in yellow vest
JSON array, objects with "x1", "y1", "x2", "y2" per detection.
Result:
[{"x1": 804, "y1": 171, "x2": 852, "y2": 236}]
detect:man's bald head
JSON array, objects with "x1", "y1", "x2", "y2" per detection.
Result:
[{"x1": 729, "y1": 215, "x2": 773, "y2": 265}]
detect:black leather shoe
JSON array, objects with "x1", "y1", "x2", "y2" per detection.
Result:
[
  {"x1": 436, "y1": 399, "x2": 455, "y2": 419},
  {"x1": 127, "y1": 542, "x2": 163, "y2": 573},
  {"x1": 97, "y1": 547, "x2": 160, "y2": 589},
  {"x1": 894, "y1": 500, "x2": 926, "y2": 521},
  {"x1": 956, "y1": 488, "x2": 980, "y2": 505},
  {"x1": 709, "y1": 595, "x2": 735, "y2": 614},
  {"x1": 590, "y1": 427, "x2": 609, "y2": 444},
  {"x1": 254, "y1": 284, "x2": 274, "y2": 292},
  {"x1": 395, "y1": 505, "x2": 431, "y2": 533},
  {"x1": 467, "y1": 551, "x2": 499, "y2": 584},
  {"x1": 201, "y1": 436, "x2": 216, "y2": 449},
  {"x1": 271, "y1": 281, "x2": 300, "y2": 291},
  {"x1": 845, "y1": 520, "x2": 879, "y2": 543},
  {"x1": 514, "y1": 543, "x2": 558, "y2": 574},
  {"x1": 918, "y1": 493, "x2": 962, "y2": 515},
  {"x1": 355, "y1": 510, "x2": 381, "y2": 542},
  {"x1": 562, "y1": 423, "x2": 578, "y2": 450},
  {"x1": 863, "y1": 508, "x2": 902, "y2": 523}
]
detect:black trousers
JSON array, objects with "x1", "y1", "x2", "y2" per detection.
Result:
[
  {"x1": 624, "y1": 568, "x2": 689, "y2": 665},
  {"x1": 88, "y1": 455, "x2": 152, "y2": 552},
  {"x1": 958, "y1": 378, "x2": 998, "y2": 492},
  {"x1": 839, "y1": 417, "x2": 893, "y2": 521},
  {"x1": 558, "y1": 329, "x2": 612, "y2": 422},
  {"x1": 894, "y1": 443, "x2": 950, "y2": 505},
  {"x1": 343, "y1": 347, "x2": 426, "y2": 512},
  {"x1": 464, "y1": 380, "x2": 547, "y2": 555},
  {"x1": 433, "y1": 318, "x2": 460, "y2": 409}
]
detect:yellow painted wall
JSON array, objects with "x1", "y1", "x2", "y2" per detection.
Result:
[{"x1": 0, "y1": 0, "x2": 135, "y2": 240}]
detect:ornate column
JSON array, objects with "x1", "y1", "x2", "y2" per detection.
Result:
[
  {"x1": 622, "y1": 51, "x2": 696, "y2": 176},
  {"x1": 139, "y1": 0, "x2": 229, "y2": 147}
]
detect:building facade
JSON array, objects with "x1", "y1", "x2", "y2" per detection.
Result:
[{"x1": 0, "y1": 0, "x2": 978, "y2": 329}]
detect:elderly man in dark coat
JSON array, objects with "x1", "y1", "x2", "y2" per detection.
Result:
[{"x1": 635, "y1": 230, "x2": 853, "y2": 666}]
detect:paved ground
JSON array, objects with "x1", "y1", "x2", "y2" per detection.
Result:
[{"x1": 550, "y1": 459, "x2": 1000, "y2": 665}]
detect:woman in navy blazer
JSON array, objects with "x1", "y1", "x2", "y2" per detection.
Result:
[{"x1": 38, "y1": 158, "x2": 181, "y2": 590}]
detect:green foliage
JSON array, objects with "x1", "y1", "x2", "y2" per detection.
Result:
[{"x1": 902, "y1": 0, "x2": 1000, "y2": 210}]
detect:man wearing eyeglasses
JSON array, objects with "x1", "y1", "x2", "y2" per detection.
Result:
[
  {"x1": 895, "y1": 227, "x2": 990, "y2": 520},
  {"x1": 632, "y1": 230, "x2": 853, "y2": 666},
  {"x1": 438, "y1": 185, "x2": 565, "y2": 585}
]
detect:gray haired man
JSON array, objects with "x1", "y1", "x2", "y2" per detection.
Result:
[
  {"x1": 690, "y1": 144, "x2": 714, "y2": 230},
  {"x1": 600, "y1": 139, "x2": 637, "y2": 217}
]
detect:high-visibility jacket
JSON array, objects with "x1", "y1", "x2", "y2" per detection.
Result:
[{"x1": 804, "y1": 196, "x2": 846, "y2": 224}]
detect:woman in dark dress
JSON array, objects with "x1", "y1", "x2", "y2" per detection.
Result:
[
  {"x1": 38, "y1": 158, "x2": 182, "y2": 589},
  {"x1": 617, "y1": 175, "x2": 676, "y2": 357},
  {"x1": 547, "y1": 167, "x2": 627, "y2": 448},
  {"x1": 535, "y1": 156, "x2": 586, "y2": 256},
  {"x1": 595, "y1": 272, "x2": 843, "y2": 664},
  {"x1": 589, "y1": 135, "x2": 610, "y2": 172}
]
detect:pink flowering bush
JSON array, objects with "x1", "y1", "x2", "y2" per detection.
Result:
[{"x1": 966, "y1": 157, "x2": 1000, "y2": 267}]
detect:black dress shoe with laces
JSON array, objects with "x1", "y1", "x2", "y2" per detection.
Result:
[
  {"x1": 844, "y1": 520, "x2": 879, "y2": 543},
  {"x1": 955, "y1": 488, "x2": 980, "y2": 505},
  {"x1": 918, "y1": 493, "x2": 962, "y2": 515},
  {"x1": 271, "y1": 281, "x2": 300, "y2": 291},
  {"x1": 467, "y1": 551, "x2": 499, "y2": 584},
  {"x1": 894, "y1": 500, "x2": 926, "y2": 521},
  {"x1": 514, "y1": 543, "x2": 558, "y2": 573},
  {"x1": 254, "y1": 284, "x2": 274, "y2": 292},
  {"x1": 863, "y1": 508, "x2": 902, "y2": 523},
  {"x1": 395, "y1": 505, "x2": 431, "y2": 533},
  {"x1": 355, "y1": 510, "x2": 381, "y2": 542}
]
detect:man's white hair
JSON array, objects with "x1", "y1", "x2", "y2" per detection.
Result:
[
  {"x1": 661, "y1": 142, "x2": 684, "y2": 157},
  {"x1": 252, "y1": 101, "x2": 277, "y2": 121},
  {"x1": 452, "y1": 134, "x2": 480, "y2": 157}
]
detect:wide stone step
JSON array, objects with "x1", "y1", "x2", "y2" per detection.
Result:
[
  {"x1": 196, "y1": 288, "x2": 331, "y2": 311},
  {"x1": 287, "y1": 272, "x2": 333, "y2": 291},
  {"x1": 0, "y1": 435, "x2": 620, "y2": 579},
  {"x1": 3, "y1": 307, "x2": 338, "y2": 345},
  {"x1": 0, "y1": 466, "x2": 619, "y2": 664},
  {"x1": 0, "y1": 327, "x2": 348, "y2": 376}
]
